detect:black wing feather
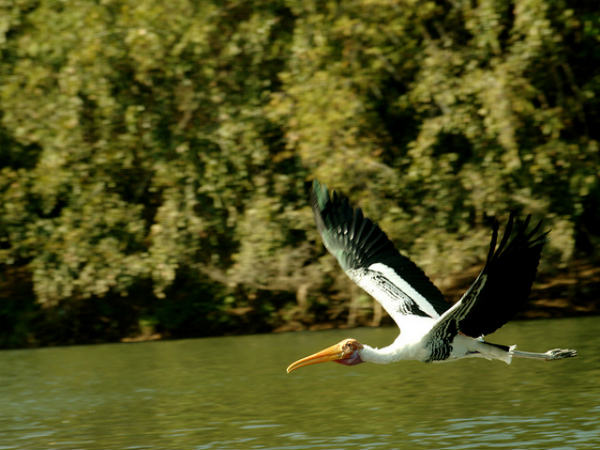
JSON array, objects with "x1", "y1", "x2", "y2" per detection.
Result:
[
  {"x1": 427, "y1": 212, "x2": 547, "y2": 348},
  {"x1": 311, "y1": 180, "x2": 450, "y2": 317},
  {"x1": 459, "y1": 213, "x2": 546, "y2": 337}
]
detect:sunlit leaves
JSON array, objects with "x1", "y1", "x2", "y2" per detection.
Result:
[{"x1": 0, "y1": 0, "x2": 598, "y2": 338}]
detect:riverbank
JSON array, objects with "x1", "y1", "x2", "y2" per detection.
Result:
[
  {"x1": 121, "y1": 260, "x2": 600, "y2": 341},
  {"x1": 443, "y1": 260, "x2": 600, "y2": 320},
  {"x1": 2, "y1": 260, "x2": 598, "y2": 349}
]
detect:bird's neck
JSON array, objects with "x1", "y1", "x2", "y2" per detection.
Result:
[{"x1": 359, "y1": 343, "x2": 417, "y2": 364}]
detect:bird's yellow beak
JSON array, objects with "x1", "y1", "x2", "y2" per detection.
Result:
[
  {"x1": 286, "y1": 341, "x2": 345, "y2": 373},
  {"x1": 286, "y1": 338, "x2": 363, "y2": 373}
]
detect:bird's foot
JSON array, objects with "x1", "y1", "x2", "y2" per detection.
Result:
[{"x1": 544, "y1": 348, "x2": 577, "y2": 360}]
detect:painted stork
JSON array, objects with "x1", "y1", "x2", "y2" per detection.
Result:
[{"x1": 286, "y1": 181, "x2": 577, "y2": 373}]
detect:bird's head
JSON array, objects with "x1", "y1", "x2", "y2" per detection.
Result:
[{"x1": 286, "y1": 338, "x2": 364, "y2": 373}]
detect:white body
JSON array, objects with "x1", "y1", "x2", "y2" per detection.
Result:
[{"x1": 358, "y1": 316, "x2": 514, "y2": 365}]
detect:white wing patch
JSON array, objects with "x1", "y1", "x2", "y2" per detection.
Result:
[
  {"x1": 346, "y1": 262, "x2": 441, "y2": 332},
  {"x1": 368, "y1": 263, "x2": 441, "y2": 319}
]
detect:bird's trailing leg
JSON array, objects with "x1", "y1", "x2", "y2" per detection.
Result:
[{"x1": 511, "y1": 347, "x2": 577, "y2": 361}]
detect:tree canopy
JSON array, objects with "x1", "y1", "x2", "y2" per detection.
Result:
[{"x1": 1, "y1": 0, "x2": 598, "y2": 347}]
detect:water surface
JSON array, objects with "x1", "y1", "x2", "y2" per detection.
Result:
[{"x1": 1, "y1": 316, "x2": 599, "y2": 449}]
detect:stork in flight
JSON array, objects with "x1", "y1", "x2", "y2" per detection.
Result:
[{"x1": 286, "y1": 181, "x2": 577, "y2": 373}]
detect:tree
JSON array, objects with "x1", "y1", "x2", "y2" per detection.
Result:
[{"x1": 0, "y1": 0, "x2": 598, "y2": 346}]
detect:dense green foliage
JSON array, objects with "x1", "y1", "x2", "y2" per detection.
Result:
[{"x1": 1, "y1": 0, "x2": 598, "y2": 347}]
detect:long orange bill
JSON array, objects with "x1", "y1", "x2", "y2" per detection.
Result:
[{"x1": 286, "y1": 342, "x2": 345, "y2": 373}]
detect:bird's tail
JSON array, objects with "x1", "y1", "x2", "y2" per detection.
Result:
[{"x1": 509, "y1": 346, "x2": 578, "y2": 361}]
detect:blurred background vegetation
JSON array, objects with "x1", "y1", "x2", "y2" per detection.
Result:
[{"x1": 1, "y1": 0, "x2": 599, "y2": 348}]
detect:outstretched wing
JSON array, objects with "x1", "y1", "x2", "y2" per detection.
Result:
[
  {"x1": 425, "y1": 213, "x2": 547, "y2": 360},
  {"x1": 311, "y1": 180, "x2": 449, "y2": 330}
]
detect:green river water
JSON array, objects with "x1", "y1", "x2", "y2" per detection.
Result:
[{"x1": 1, "y1": 316, "x2": 599, "y2": 449}]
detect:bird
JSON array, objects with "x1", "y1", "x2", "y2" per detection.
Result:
[{"x1": 286, "y1": 181, "x2": 577, "y2": 373}]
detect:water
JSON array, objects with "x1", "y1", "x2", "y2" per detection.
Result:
[{"x1": 1, "y1": 316, "x2": 599, "y2": 449}]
